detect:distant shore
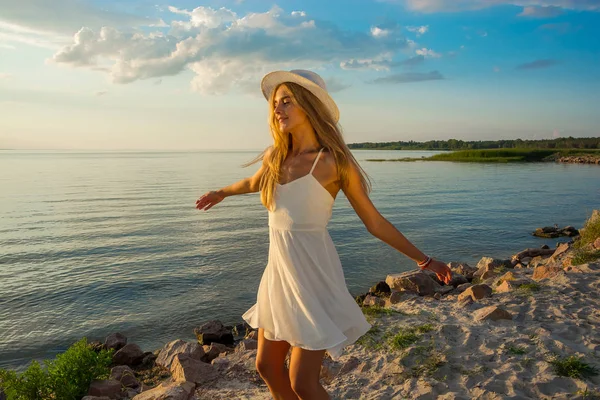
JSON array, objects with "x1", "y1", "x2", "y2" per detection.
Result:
[{"x1": 366, "y1": 148, "x2": 600, "y2": 164}]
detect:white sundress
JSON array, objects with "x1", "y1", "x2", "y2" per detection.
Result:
[{"x1": 242, "y1": 148, "x2": 371, "y2": 360}]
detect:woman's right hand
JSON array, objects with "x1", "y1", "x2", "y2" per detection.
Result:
[{"x1": 195, "y1": 190, "x2": 225, "y2": 211}]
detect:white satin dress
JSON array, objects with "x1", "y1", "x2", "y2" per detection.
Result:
[{"x1": 242, "y1": 148, "x2": 371, "y2": 360}]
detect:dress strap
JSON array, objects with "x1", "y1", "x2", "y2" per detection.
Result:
[{"x1": 309, "y1": 148, "x2": 325, "y2": 174}]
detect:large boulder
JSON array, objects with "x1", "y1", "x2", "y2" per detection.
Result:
[
  {"x1": 104, "y1": 333, "x2": 127, "y2": 352},
  {"x1": 156, "y1": 339, "x2": 205, "y2": 370},
  {"x1": 113, "y1": 343, "x2": 145, "y2": 366},
  {"x1": 87, "y1": 380, "x2": 122, "y2": 399},
  {"x1": 194, "y1": 320, "x2": 234, "y2": 345},
  {"x1": 132, "y1": 381, "x2": 196, "y2": 400},
  {"x1": 170, "y1": 354, "x2": 218, "y2": 385},
  {"x1": 235, "y1": 339, "x2": 258, "y2": 353},
  {"x1": 369, "y1": 280, "x2": 391, "y2": 296},
  {"x1": 385, "y1": 271, "x2": 441, "y2": 296},
  {"x1": 110, "y1": 365, "x2": 139, "y2": 389},
  {"x1": 201, "y1": 342, "x2": 231, "y2": 363},
  {"x1": 447, "y1": 272, "x2": 469, "y2": 287}
]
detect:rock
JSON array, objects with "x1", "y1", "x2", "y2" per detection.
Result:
[
  {"x1": 529, "y1": 256, "x2": 549, "y2": 269},
  {"x1": 202, "y1": 342, "x2": 231, "y2": 363},
  {"x1": 541, "y1": 244, "x2": 550, "y2": 249},
  {"x1": 496, "y1": 280, "x2": 523, "y2": 293},
  {"x1": 104, "y1": 333, "x2": 127, "y2": 352},
  {"x1": 533, "y1": 265, "x2": 566, "y2": 281},
  {"x1": 474, "y1": 257, "x2": 509, "y2": 280},
  {"x1": 245, "y1": 330, "x2": 258, "y2": 340},
  {"x1": 113, "y1": 343, "x2": 145, "y2": 366},
  {"x1": 551, "y1": 242, "x2": 571, "y2": 259},
  {"x1": 495, "y1": 271, "x2": 517, "y2": 286},
  {"x1": 232, "y1": 322, "x2": 252, "y2": 338},
  {"x1": 455, "y1": 283, "x2": 471, "y2": 293},
  {"x1": 354, "y1": 293, "x2": 367, "y2": 306},
  {"x1": 211, "y1": 357, "x2": 230, "y2": 370},
  {"x1": 123, "y1": 388, "x2": 140, "y2": 398},
  {"x1": 156, "y1": 339, "x2": 205, "y2": 370},
  {"x1": 449, "y1": 262, "x2": 478, "y2": 280},
  {"x1": 436, "y1": 285, "x2": 454, "y2": 295},
  {"x1": 533, "y1": 226, "x2": 578, "y2": 238},
  {"x1": 447, "y1": 272, "x2": 468, "y2": 287},
  {"x1": 594, "y1": 237, "x2": 600, "y2": 250},
  {"x1": 110, "y1": 365, "x2": 139, "y2": 389},
  {"x1": 132, "y1": 381, "x2": 196, "y2": 400},
  {"x1": 194, "y1": 320, "x2": 234, "y2": 346},
  {"x1": 473, "y1": 306, "x2": 513, "y2": 321},
  {"x1": 170, "y1": 354, "x2": 218, "y2": 385},
  {"x1": 457, "y1": 284, "x2": 492, "y2": 302},
  {"x1": 141, "y1": 352, "x2": 157, "y2": 368},
  {"x1": 388, "y1": 290, "x2": 417, "y2": 304},
  {"x1": 81, "y1": 397, "x2": 111, "y2": 400},
  {"x1": 514, "y1": 263, "x2": 526, "y2": 269},
  {"x1": 362, "y1": 294, "x2": 386, "y2": 307},
  {"x1": 458, "y1": 296, "x2": 473, "y2": 308},
  {"x1": 236, "y1": 339, "x2": 258, "y2": 352},
  {"x1": 369, "y1": 280, "x2": 391, "y2": 295},
  {"x1": 434, "y1": 292, "x2": 442, "y2": 300},
  {"x1": 87, "y1": 380, "x2": 122, "y2": 398},
  {"x1": 385, "y1": 270, "x2": 441, "y2": 296}
]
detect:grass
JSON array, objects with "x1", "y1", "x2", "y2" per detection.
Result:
[
  {"x1": 548, "y1": 355, "x2": 599, "y2": 379},
  {"x1": 574, "y1": 388, "x2": 600, "y2": 399},
  {"x1": 516, "y1": 283, "x2": 542, "y2": 296},
  {"x1": 575, "y1": 212, "x2": 600, "y2": 250},
  {"x1": 361, "y1": 305, "x2": 404, "y2": 318},
  {"x1": 572, "y1": 250, "x2": 600, "y2": 266},
  {"x1": 357, "y1": 323, "x2": 436, "y2": 352},
  {"x1": 506, "y1": 345, "x2": 528, "y2": 355},
  {"x1": 367, "y1": 148, "x2": 600, "y2": 163}
]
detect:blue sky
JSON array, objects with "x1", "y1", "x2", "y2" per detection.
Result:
[{"x1": 0, "y1": 0, "x2": 599, "y2": 150}]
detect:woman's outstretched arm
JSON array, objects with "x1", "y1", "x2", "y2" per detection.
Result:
[
  {"x1": 342, "y1": 160, "x2": 452, "y2": 284},
  {"x1": 195, "y1": 147, "x2": 271, "y2": 211}
]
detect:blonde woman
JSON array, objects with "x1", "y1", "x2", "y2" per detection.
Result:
[{"x1": 195, "y1": 70, "x2": 452, "y2": 400}]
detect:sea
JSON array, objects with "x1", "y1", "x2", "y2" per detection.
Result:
[{"x1": 1, "y1": 149, "x2": 598, "y2": 370}]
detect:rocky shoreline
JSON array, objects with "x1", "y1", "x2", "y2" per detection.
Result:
[{"x1": 2, "y1": 212, "x2": 600, "y2": 400}]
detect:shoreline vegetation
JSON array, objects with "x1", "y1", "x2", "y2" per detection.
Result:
[
  {"x1": 1, "y1": 212, "x2": 600, "y2": 399},
  {"x1": 365, "y1": 148, "x2": 600, "y2": 164}
]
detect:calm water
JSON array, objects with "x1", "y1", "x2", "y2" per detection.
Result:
[{"x1": 1, "y1": 150, "x2": 598, "y2": 370}]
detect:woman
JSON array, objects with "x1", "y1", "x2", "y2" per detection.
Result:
[{"x1": 195, "y1": 70, "x2": 452, "y2": 400}]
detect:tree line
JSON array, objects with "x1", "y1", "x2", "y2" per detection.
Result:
[{"x1": 348, "y1": 137, "x2": 600, "y2": 150}]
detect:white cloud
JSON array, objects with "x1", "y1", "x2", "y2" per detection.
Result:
[
  {"x1": 50, "y1": 6, "x2": 411, "y2": 94},
  {"x1": 416, "y1": 47, "x2": 441, "y2": 58},
  {"x1": 371, "y1": 26, "x2": 391, "y2": 37},
  {"x1": 390, "y1": 0, "x2": 600, "y2": 13},
  {"x1": 518, "y1": 5, "x2": 564, "y2": 17},
  {"x1": 291, "y1": 11, "x2": 307, "y2": 17},
  {"x1": 406, "y1": 25, "x2": 429, "y2": 36}
]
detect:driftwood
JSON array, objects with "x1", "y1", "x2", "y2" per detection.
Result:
[{"x1": 511, "y1": 248, "x2": 555, "y2": 265}]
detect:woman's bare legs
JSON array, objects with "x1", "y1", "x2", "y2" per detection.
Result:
[
  {"x1": 255, "y1": 328, "x2": 298, "y2": 400},
  {"x1": 288, "y1": 347, "x2": 330, "y2": 400}
]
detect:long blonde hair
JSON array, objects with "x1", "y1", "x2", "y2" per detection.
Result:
[{"x1": 244, "y1": 82, "x2": 371, "y2": 210}]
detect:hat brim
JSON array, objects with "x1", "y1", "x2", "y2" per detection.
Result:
[{"x1": 261, "y1": 71, "x2": 340, "y2": 123}]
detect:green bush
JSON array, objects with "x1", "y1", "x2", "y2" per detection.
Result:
[{"x1": 0, "y1": 338, "x2": 114, "y2": 400}]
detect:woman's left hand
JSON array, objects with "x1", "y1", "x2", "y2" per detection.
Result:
[{"x1": 425, "y1": 259, "x2": 453, "y2": 285}]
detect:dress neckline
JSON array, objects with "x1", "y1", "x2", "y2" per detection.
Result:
[{"x1": 276, "y1": 174, "x2": 335, "y2": 201}]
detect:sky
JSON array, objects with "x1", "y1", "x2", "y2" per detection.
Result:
[{"x1": 0, "y1": 0, "x2": 599, "y2": 150}]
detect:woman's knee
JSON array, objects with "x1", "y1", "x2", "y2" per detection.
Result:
[
  {"x1": 289, "y1": 371, "x2": 319, "y2": 398},
  {"x1": 255, "y1": 357, "x2": 283, "y2": 380}
]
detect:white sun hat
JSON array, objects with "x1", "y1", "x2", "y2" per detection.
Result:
[{"x1": 260, "y1": 69, "x2": 340, "y2": 123}]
